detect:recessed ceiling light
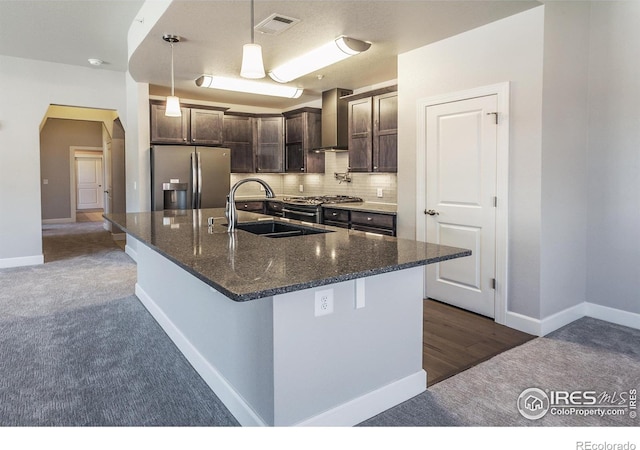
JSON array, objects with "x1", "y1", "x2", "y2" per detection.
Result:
[{"x1": 88, "y1": 58, "x2": 103, "y2": 66}]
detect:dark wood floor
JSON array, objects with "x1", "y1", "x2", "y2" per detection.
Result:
[{"x1": 423, "y1": 299, "x2": 535, "y2": 386}]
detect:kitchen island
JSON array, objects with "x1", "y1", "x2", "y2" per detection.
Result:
[{"x1": 105, "y1": 208, "x2": 470, "y2": 426}]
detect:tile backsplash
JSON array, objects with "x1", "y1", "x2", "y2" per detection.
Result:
[{"x1": 230, "y1": 152, "x2": 397, "y2": 203}]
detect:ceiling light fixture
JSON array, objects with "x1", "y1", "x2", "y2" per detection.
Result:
[
  {"x1": 163, "y1": 34, "x2": 182, "y2": 117},
  {"x1": 195, "y1": 75, "x2": 303, "y2": 99},
  {"x1": 87, "y1": 58, "x2": 103, "y2": 66},
  {"x1": 240, "y1": 0, "x2": 265, "y2": 79},
  {"x1": 268, "y1": 36, "x2": 371, "y2": 83}
]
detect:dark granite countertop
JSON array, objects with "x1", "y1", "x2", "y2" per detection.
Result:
[{"x1": 105, "y1": 209, "x2": 470, "y2": 302}]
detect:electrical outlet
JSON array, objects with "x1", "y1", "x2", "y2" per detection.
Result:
[
  {"x1": 377, "y1": 188, "x2": 383, "y2": 198},
  {"x1": 314, "y1": 289, "x2": 334, "y2": 317},
  {"x1": 299, "y1": 184, "x2": 304, "y2": 193}
]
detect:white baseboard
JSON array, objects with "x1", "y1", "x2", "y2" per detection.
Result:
[
  {"x1": 0, "y1": 254, "x2": 44, "y2": 269},
  {"x1": 585, "y1": 303, "x2": 640, "y2": 331},
  {"x1": 505, "y1": 310, "x2": 544, "y2": 336},
  {"x1": 124, "y1": 245, "x2": 138, "y2": 262},
  {"x1": 506, "y1": 302, "x2": 639, "y2": 336},
  {"x1": 294, "y1": 370, "x2": 426, "y2": 427},
  {"x1": 135, "y1": 284, "x2": 267, "y2": 427},
  {"x1": 42, "y1": 218, "x2": 74, "y2": 224}
]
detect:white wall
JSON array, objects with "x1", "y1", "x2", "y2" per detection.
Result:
[
  {"x1": 586, "y1": 1, "x2": 640, "y2": 315},
  {"x1": 0, "y1": 56, "x2": 126, "y2": 267},
  {"x1": 125, "y1": 73, "x2": 150, "y2": 213},
  {"x1": 397, "y1": 7, "x2": 545, "y2": 319},
  {"x1": 539, "y1": 2, "x2": 590, "y2": 318}
]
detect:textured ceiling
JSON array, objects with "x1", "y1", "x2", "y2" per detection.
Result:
[
  {"x1": 0, "y1": 0, "x2": 541, "y2": 109},
  {"x1": 0, "y1": 0, "x2": 144, "y2": 72}
]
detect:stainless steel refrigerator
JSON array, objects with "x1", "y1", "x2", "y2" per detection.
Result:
[{"x1": 151, "y1": 146, "x2": 231, "y2": 211}]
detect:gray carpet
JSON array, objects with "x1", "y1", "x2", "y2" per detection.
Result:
[
  {"x1": 0, "y1": 222, "x2": 239, "y2": 426},
  {"x1": 1, "y1": 222, "x2": 638, "y2": 427}
]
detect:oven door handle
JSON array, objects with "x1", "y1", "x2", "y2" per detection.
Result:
[{"x1": 282, "y1": 208, "x2": 318, "y2": 217}]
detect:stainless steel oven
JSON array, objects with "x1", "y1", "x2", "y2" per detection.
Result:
[
  {"x1": 281, "y1": 202, "x2": 322, "y2": 223},
  {"x1": 282, "y1": 196, "x2": 363, "y2": 224}
]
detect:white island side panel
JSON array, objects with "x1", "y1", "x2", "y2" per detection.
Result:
[{"x1": 272, "y1": 266, "x2": 426, "y2": 426}]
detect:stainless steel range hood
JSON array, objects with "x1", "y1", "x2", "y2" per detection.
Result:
[{"x1": 313, "y1": 88, "x2": 353, "y2": 152}]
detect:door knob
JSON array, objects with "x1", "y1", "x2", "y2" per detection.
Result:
[{"x1": 424, "y1": 209, "x2": 439, "y2": 216}]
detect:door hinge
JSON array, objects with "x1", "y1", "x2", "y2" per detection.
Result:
[
  {"x1": 491, "y1": 278, "x2": 496, "y2": 290},
  {"x1": 493, "y1": 196, "x2": 498, "y2": 207},
  {"x1": 487, "y1": 112, "x2": 499, "y2": 125}
]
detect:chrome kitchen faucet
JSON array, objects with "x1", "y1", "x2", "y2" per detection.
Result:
[{"x1": 225, "y1": 178, "x2": 275, "y2": 232}]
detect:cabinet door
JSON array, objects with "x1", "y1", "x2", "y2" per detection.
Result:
[
  {"x1": 190, "y1": 108, "x2": 224, "y2": 146},
  {"x1": 348, "y1": 97, "x2": 373, "y2": 172},
  {"x1": 224, "y1": 115, "x2": 254, "y2": 173},
  {"x1": 373, "y1": 92, "x2": 398, "y2": 172},
  {"x1": 284, "y1": 111, "x2": 324, "y2": 173},
  {"x1": 285, "y1": 114, "x2": 304, "y2": 144},
  {"x1": 285, "y1": 114, "x2": 305, "y2": 172},
  {"x1": 304, "y1": 111, "x2": 324, "y2": 173},
  {"x1": 150, "y1": 103, "x2": 190, "y2": 144},
  {"x1": 285, "y1": 143, "x2": 305, "y2": 173},
  {"x1": 255, "y1": 116, "x2": 284, "y2": 173}
]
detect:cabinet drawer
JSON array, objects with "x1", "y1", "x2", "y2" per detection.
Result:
[
  {"x1": 235, "y1": 201, "x2": 264, "y2": 212},
  {"x1": 324, "y1": 220, "x2": 349, "y2": 229},
  {"x1": 351, "y1": 224, "x2": 394, "y2": 236},
  {"x1": 323, "y1": 208, "x2": 349, "y2": 223},
  {"x1": 266, "y1": 201, "x2": 283, "y2": 212},
  {"x1": 350, "y1": 211, "x2": 395, "y2": 229}
]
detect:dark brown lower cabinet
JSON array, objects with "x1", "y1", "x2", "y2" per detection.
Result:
[
  {"x1": 323, "y1": 208, "x2": 396, "y2": 236},
  {"x1": 235, "y1": 201, "x2": 264, "y2": 213}
]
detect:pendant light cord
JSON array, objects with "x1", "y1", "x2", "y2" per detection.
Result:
[
  {"x1": 250, "y1": 0, "x2": 255, "y2": 44},
  {"x1": 170, "y1": 43, "x2": 175, "y2": 96}
]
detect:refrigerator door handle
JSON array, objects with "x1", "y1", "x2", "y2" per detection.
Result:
[
  {"x1": 191, "y1": 151, "x2": 198, "y2": 208},
  {"x1": 197, "y1": 152, "x2": 203, "y2": 209}
]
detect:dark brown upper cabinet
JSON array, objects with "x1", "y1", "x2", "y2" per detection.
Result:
[
  {"x1": 284, "y1": 108, "x2": 323, "y2": 174},
  {"x1": 372, "y1": 92, "x2": 398, "y2": 173},
  {"x1": 150, "y1": 101, "x2": 227, "y2": 146},
  {"x1": 190, "y1": 108, "x2": 224, "y2": 146},
  {"x1": 223, "y1": 113, "x2": 255, "y2": 173},
  {"x1": 347, "y1": 97, "x2": 373, "y2": 172},
  {"x1": 150, "y1": 103, "x2": 190, "y2": 144},
  {"x1": 254, "y1": 115, "x2": 284, "y2": 173},
  {"x1": 346, "y1": 87, "x2": 397, "y2": 173}
]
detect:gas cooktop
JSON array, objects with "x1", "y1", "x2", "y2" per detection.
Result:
[{"x1": 282, "y1": 195, "x2": 363, "y2": 206}]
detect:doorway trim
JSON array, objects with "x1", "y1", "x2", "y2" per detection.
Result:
[
  {"x1": 69, "y1": 146, "x2": 104, "y2": 222},
  {"x1": 415, "y1": 82, "x2": 510, "y2": 325}
]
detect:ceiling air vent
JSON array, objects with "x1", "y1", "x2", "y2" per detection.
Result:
[{"x1": 254, "y1": 13, "x2": 300, "y2": 35}]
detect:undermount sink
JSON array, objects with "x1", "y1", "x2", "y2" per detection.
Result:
[{"x1": 234, "y1": 221, "x2": 334, "y2": 238}]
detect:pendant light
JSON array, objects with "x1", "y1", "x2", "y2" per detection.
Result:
[
  {"x1": 163, "y1": 34, "x2": 182, "y2": 117},
  {"x1": 240, "y1": 0, "x2": 265, "y2": 79}
]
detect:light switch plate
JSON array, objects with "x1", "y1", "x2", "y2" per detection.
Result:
[{"x1": 377, "y1": 188, "x2": 383, "y2": 198}]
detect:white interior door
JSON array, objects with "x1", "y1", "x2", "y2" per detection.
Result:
[
  {"x1": 76, "y1": 157, "x2": 103, "y2": 210},
  {"x1": 425, "y1": 95, "x2": 498, "y2": 318},
  {"x1": 103, "y1": 139, "x2": 113, "y2": 231}
]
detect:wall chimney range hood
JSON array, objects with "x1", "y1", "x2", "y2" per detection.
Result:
[{"x1": 314, "y1": 88, "x2": 353, "y2": 152}]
